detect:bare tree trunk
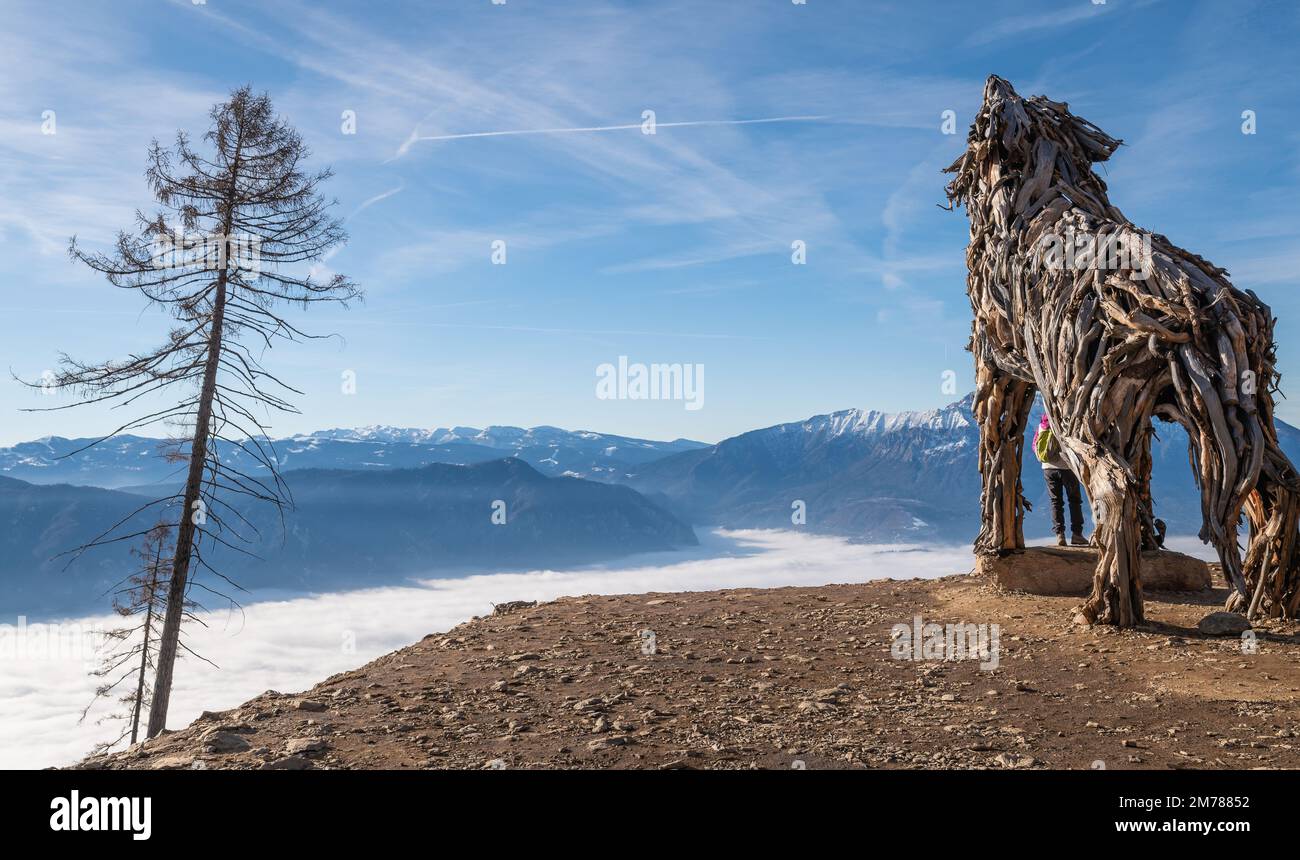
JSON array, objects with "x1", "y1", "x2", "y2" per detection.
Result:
[
  {"x1": 145, "y1": 275, "x2": 228, "y2": 738},
  {"x1": 129, "y1": 540, "x2": 163, "y2": 746}
]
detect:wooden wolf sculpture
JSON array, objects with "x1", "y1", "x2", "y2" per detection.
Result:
[{"x1": 945, "y1": 75, "x2": 1300, "y2": 625}]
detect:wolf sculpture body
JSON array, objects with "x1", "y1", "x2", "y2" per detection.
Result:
[{"x1": 946, "y1": 76, "x2": 1300, "y2": 625}]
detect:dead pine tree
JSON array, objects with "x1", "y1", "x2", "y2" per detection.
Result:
[
  {"x1": 30, "y1": 86, "x2": 361, "y2": 737},
  {"x1": 81, "y1": 523, "x2": 175, "y2": 751}
]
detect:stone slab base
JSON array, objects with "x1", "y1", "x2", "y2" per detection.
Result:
[{"x1": 974, "y1": 546, "x2": 1212, "y2": 596}]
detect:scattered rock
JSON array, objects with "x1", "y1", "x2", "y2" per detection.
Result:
[
  {"x1": 1197, "y1": 611, "x2": 1251, "y2": 636},
  {"x1": 285, "y1": 738, "x2": 328, "y2": 755},
  {"x1": 200, "y1": 730, "x2": 250, "y2": 754},
  {"x1": 587, "y1": 736, "x2": 629, "y2": 751},
  {"x1": 493, "y1": 601, "x2": 536, "y2": 616},
  {"x1": 293, "y1": 699, "x2": 327, "y2": 712},
  {"x1": 260, "y1": 755, "x2": 313, "y2": 770}
]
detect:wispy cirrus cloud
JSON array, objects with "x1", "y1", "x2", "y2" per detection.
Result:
[{"x1": 966, "y1": 1, "x2": 1113, "y2": 45}]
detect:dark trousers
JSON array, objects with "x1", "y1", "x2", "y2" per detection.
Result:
[{"x1": 1045, "y1": 468, "x2": 1084, "y2": 536}]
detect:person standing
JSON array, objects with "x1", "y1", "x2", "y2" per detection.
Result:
[{"x1": 1034, "y1": 414, "x2": 1088, "y2": 546}]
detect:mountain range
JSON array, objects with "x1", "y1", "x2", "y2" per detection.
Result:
[
  {"x1": 626, "y1": 400, "x2": 979, "y2": 537},
  {"x1": 0, "y1": 426, "x2": 707, "y2": 490},
  {"x1": 7, "y1": 393, "x2": 1299, "y2": 617},
  {"x1": 625, "y1": 394, "x2": 1300, "y2": 540},
  {"x1": 0, "y1": 459, "x2": 696, "y2": 618}
]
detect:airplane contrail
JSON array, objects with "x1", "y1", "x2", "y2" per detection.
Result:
[
  {"x1": 391, "y1": 115, "x2": 829, "y2": 159},
  {"x1": 346, "y1": 184, "x2": 404, "y2": 221}
]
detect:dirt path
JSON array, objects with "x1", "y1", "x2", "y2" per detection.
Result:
[{"x1": 82, "y1": 572, "x2": 1300, "y2": 770}]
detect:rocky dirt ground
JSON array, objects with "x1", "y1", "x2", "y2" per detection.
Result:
[{"x1": 81, "y1": 566, "x2": 1300, "y2": 770}]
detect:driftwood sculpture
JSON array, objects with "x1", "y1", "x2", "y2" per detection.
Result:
[{"x1": 946, "y1": 76, "x2": 1300, "y2": 626}]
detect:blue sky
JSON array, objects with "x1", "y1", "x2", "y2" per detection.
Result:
[{"x1": 2, "y1": 0, "x2": 1300, "y2": 445}]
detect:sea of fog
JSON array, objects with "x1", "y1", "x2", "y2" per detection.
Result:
[{"x1": 0, "y1": 528, "x2": 1218, "y2": 769}]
